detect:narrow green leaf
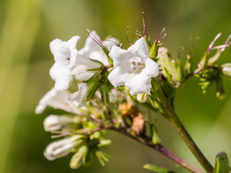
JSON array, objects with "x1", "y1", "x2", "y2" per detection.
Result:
[
  {"x1": 149, "y1": 40, "x2": 159, "y2": 59},
  {"x1": 144, "y1": 164, "x2": 175, "y2": 173}
]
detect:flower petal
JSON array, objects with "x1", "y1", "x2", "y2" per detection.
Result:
[
  {"x1": 79, "y1": 31, "x2": 109, "y2": 65},
  {"x1": 50, "y1": 39, "x2": 70, "y2": 63},
  {"x1": 143, "y1": 58, "x2": 159, "y2": 78},
  {"x1": 35, "y1": 88, "x2": 80, "y2": 114},
  {"x1": 125, "y1": 74, "x2": 152, "y2": 95},
  {"x1": 108, "y1": 67, "x2": 134, "y2": 87},
  {"x1": 49, "y1": 63, "x2": 72, "y2": 90},
  {"x1": 79, "y1": 31, "x2": 102, "y2": 56},
  {"x1": 35, "y1": 88, "x2": 57, "y2": 114},
  {"x1": 109, "y1": 46, "x2": 131, "y2": 67},
  {"x1": 68, "y1": 83, "x2": 88, "y2": 107},
  {"x1": 103, "y1": 37, "x2": 120, "y2": 50},
  {"x1": 128, "y1": 37, "x2": 149, "y2": 58},
  {"x1": 72, "y1": 54, "x2": 100, "y2": 81},
  {"x1": 67, "y1": 36, "x2": 80, "y2": 49}
]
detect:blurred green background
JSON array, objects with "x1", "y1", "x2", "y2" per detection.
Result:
[{"x1": 1, "y1": 0, "x2": 231, "y2": 172}]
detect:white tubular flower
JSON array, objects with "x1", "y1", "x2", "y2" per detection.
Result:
[
  {"x1": 79, "y1": 31, "x2": 108, "y2": 66},
  {"x1": 49, "y1": 36, "x2": 79, "y2": 90},
  {"x1": 49, "y1": 32, "x2": 119, "y2": 85},
  {"x1": 35, "y1": 88, "x2": 80, "y2": 114},
  {"x1": 108, "y1": 37, "x2": 159, "y2": 95},
  {"x1": 44, "y1": 135, "x2": 84, "y2": 160},
  {"x1": 43, "y1": 115, "x2": 77, "y2": 132},
  {"x1": 71, "y1": 32, "x2": 119, "y2": 81},
  {"x1": 78, "y1": 31, "x2": 119, "y2": 65}
]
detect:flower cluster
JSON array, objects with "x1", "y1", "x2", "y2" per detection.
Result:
[
  {"x1": 36, "y1": 31, "x2": 159, "y2": 114},
  {"x1": 36, "y1": 29, "x2": 231, "y2": 172}
]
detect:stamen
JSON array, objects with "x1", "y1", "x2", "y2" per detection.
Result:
[
  {"x1": 129, "y1": 57, "x2": 145, "y2": 73},
  {"x1": 87, "y1": 29, "x2": 104, "y2": 48}
]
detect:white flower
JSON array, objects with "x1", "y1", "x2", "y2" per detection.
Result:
[
  {"x1": 44, "y1": 135, "x2": 84, "y2": 160},
  {"x1": 43, "y1": 115, "x2": 77, "y2": 132},
  {"x1": 108, "y1": 37, "x2": 159, "y2": 95},
  {"x1": 49, "y1": 32, "x2": 119, "y2": 88},
  {"x1": 36, "y1": 83, "x2": 88, "y2": 114},
  {"x1": 49, "y1": 36, "x2": 79, "y2": 90},
  {"x1": 79, "y1": 31, "x2": 118, "y2": 66}
]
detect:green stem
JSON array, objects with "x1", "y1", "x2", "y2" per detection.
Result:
[{"x1": 168, "y1": 112, "x2": 213, "y2": 173}]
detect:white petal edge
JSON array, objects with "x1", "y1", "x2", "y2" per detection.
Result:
[{"x1": 128, "y1": 37, "x2": 149, "y2": 58}]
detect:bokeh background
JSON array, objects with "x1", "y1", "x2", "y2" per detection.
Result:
[{"x1": 1, "y1": 0, "x2": 231, "y2": 173}]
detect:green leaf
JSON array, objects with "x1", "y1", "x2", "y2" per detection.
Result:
[
  {"x1": 144, "y1": 164, "x2": 175, "y2": 173},
  {"x1": 213, "y1": 152, "x2": 230, "y2": 173}
]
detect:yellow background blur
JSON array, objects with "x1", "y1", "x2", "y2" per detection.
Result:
[{"x1": 1, "y1": 0, "x2": 231, "y2": 173}]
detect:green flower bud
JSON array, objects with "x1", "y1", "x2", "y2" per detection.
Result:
[
  {"x1": 151, "y1": 125, "x2": 161, "y2": 145},
  {"x1": 157, "y1": 47, "x2": 182, "y2": 87},
  {"x1": 214, "y1": 152, "x2": 229, "y2": 173},
  {"x1": 95, "y1": 151, "x2": 109, "y2": 166},
  {"x1": 98, "y1": 139, "x2": 112, "y2": 148},
  {"x1": 70, "y1": 145, "x2": 88, "y2": 169}
]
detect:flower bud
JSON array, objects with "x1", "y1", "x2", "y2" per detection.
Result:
[
  {"x1": 70, "y1": 145, "x2": 88, "y2": 169},
  {"x1": 44, "y1": 135, "x2": 84, "y2": 160},
  {"x1": 222, "y1": 63, "x2": 231, "y2": 77},
  {"x1": 103, "y1": 37, "x2": 120, "y2": 51},
  {"x1": 97, "y1": 139, "x2": 112, "y2": 148},
  {"x1": 132, "y1": 113, "x2": 144, "y2": 135},
  {"x1": 136, "y1": 93, "x2": 147, "y2": 103},
  {"x1": 95, "y1": 151, "x2": 109, "y2": 166},
  {"x1": 43, "y1": 115, "x2": 78, "y2": 132}
]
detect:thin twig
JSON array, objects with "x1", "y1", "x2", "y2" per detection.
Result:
[{"x1": 86, "y1": 124, "x2": 202, "y2": 173}]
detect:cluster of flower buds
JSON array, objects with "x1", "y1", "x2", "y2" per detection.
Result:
[{"x1": 36, "y1": 29, "x2": 231, "y2": 170}]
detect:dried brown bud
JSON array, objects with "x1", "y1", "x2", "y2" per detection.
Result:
[
  {"x1": 119, "y1": 102, "x2": 138, "y2": 117},
  {"x1": 132, "y1": 113, "x2": 144, "y2": 135}
]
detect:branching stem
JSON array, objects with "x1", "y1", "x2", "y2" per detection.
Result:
[{"x1": 89, "y1": 124, "x2": 202, "y2": 173}]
